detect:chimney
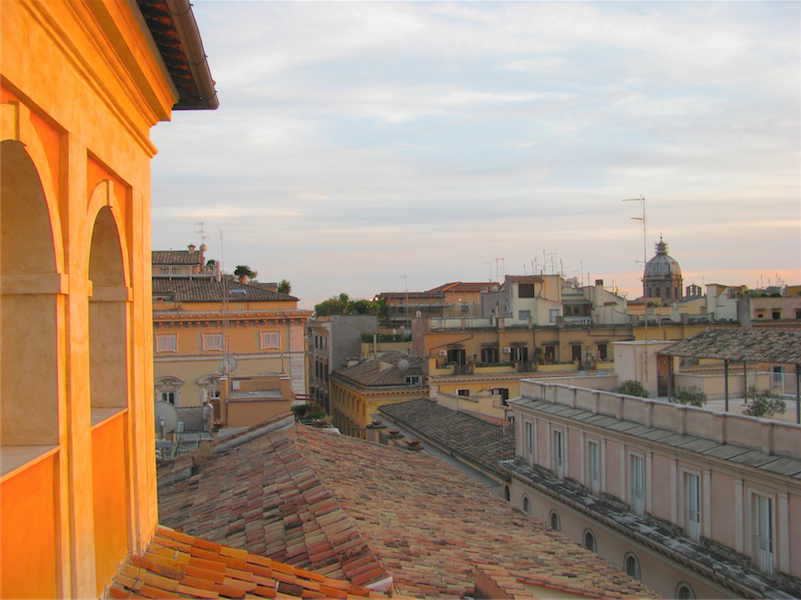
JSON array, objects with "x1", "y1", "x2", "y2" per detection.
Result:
[{"x1": 595, "y1": 279, "x2": 604, "y2": 287}]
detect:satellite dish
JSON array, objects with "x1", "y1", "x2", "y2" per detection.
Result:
[
  {"x1": 199, "y1": 244, "x2": 207, "y2": 252},
  {"x1": 217, "y1": 356, "x2": 238, "y2": 374},
  {"x1": 154, "y1": 401, "x2": 178, "y2": 439},
  {"x1": 491, "y1": 285, "x2": 499, "y2": 292},
  {"x1": 398, "y1": 359, "x2": 410, "y2": 372},
  {"x1": 404, "y1": 329, "x2": 411, "y2": 339}
]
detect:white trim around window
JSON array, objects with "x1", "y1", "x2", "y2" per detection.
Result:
[
  {"x1": 748, "y1": 487, "x2": 776, "y2": 573},
  {"x1": 524, "y1": 420, "x2": 535, "y2": 466},
  {"x1": 680, "y1": 468, "x2": 702, "y2": 541},
  {"x1": 551, "y1": 426, "x2": 565, "y2": 479},
  {"x1": 155, "y1": 333, "x2": 178, "y2": 353},
  {"x1": 586, "y1": 438, "x2": 601, "y2": 495},
  {"x1": 629, "y1": 451, "x2": 645, "y2": 515},
  {"x1": 259, "y1": 330, "x2": 281, "y2": 350},
  {"x1": 202, "y1": 332, "x2": 224, "y2": 352}
]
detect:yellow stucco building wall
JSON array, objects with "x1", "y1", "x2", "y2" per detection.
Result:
[
  {"x1": 154, "y1": 297, "x2": 312, "y2": 405},
  {"x1": 0, "y1": 1, "x2": 214, "y2": 597}
]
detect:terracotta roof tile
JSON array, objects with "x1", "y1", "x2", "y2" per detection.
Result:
[
  {"x1": 378, "y1": 398, "x2": 513, "y2": 478},
  {"x1": 294, "y1": 427, "x2": 658, "y2": 599},
  {"x1": 153, "y1": 277, "x2": 297, "y2": 303},
  {"x1": 159, "y1": 428, "x2": 390, "y2": 589},
  {"x1": 660, "y1": 327, "x2": 801, "y2": 363},
  {"x1": 153, "y1": 250, "x2": 205, "y2": 265},
  {"x1": 105, "y1": 526, "x2": 392, "y2": 600},
  {"x1": 330, "y1": 352, "x2": 424, "y2": 388},
  {"x1": 159, "y1": 423, "x2": 656, "y2": 599}
]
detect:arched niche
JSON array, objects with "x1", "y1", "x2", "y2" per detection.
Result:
[
  {"x1": 0, "y1": 140, "x2": 60, "y2": 445},
  {"x1": 88, "y1": 205, "x2": 129, "y2": 410}
]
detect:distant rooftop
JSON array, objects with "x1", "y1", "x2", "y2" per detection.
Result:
[
  {"x1": 153, "y1": 277, "x2": 297, "y2": 303},
  {"x1": 660, "y1": 327, "x2": 801, "y2": 364},
  {"x1": 159, "y1": 422, "x2": 656, "y2": 598}
]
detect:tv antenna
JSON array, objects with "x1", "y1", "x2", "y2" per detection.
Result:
[
  {"x1": 623, "y1": 195, "x2": 649, "y2": 384},
  {"x1": 195, "y1": 222, "x2": 209, "y2": 250}
]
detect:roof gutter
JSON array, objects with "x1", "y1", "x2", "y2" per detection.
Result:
[{"x1": 164, "y1": 0, "x2": 219, "y2": 110}]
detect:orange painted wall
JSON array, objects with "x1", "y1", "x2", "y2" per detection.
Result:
[
  {"x1": 0, "y1": 454, "x2": 58, "y2": 599},
  {"x1": 91, "y1": 414, "x2": 129, "y2": 596}
]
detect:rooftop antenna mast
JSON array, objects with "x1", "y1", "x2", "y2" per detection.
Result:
[
  {"x1": 195, "y1": 222, "x2": 209, "y2": 246},
  {"x1": 220, "y1": 231, "x2": 229, "y2": 371},
  {"x1": 623, "y1": 195, "x2": 648, "y2": 384}
]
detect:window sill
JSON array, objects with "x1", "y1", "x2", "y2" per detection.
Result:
[
  {"x1": 0, "y1": 445, "x2": 59, "y2": 481},
  {"x1": 91, "y1": 407, "x2": 127, "y2": 428}
]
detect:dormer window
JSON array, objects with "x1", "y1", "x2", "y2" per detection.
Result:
[{"x1": 406, "y1": 375, "x2": 421, "y2": 386}]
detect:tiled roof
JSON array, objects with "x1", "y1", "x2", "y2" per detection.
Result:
[
  {"x1": 105, "y1": 525, "x2": 392, "y2": 599},
  {"x1": 381, "y1": 282, "x2": 497, "y2": 298},
  {"x1": 378, "y1": 398, "x2": 513, "y2": 479},
  {"x1": 660, "y1": 327, "x2": 801, "y2": 363},
  {"x1": 153, "y1": 277, "x2": 298, "y2": 303},
  {"x1": 429, "y1": 282, "x2": 496, "y2": 294},
  {"x1": 153, "y1": 250, "x2": 205, "y2": 265},
  {"x1": 296, "y1": 427, "x2": 657, "y2": 599},
  {"x1": 380, "y1": 291, "x2": 445, "y2": 300},
  {"x1": 331, "y1": 352, "x2": 424, "y2": 388},
  {"x1": 158, "y1": 428, "x2": 390, "y2": 587},
  {"x1": 159, "y1": 424, "x2": 656, "y2": 599}
]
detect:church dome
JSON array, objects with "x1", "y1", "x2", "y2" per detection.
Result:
[{"x1": 644, "y1": 238, "x2": 681, "y2": 278}]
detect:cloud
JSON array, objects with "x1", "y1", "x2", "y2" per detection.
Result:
[{"x1": 151, "y1": 1, "x2": 800, "y2": 307}]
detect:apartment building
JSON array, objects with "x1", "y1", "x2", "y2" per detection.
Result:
[
  {"x1": 379, "y1": 281, "x2": 497, "y2": 327},
  {"x1": 505, "y1": 374, "x2": 801, "y2": 599},
  {"x1": 153, "y1": 249, "x2": 312, "y2": 405},
  {"x1": 307, "y1": 314, "x2": 377, "y2": 412},
  {"x1": 329, "y1": 352, "x2": 426, "y2": 436}
]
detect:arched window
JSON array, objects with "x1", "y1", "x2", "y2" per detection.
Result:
[
  {"x1": 676, "y1": 583, "x2": 695, "y2": 600},
  {"x1": 155, "y1": 376, "x2": 184, "y2": 406},
  {"x1": 624, "y1": 553, "x2": 640, "y2": 580},
  {"x1": 583, "y1": 529, "x2": 596, "y2": 552},
  {"x1": 198, "y1": 374, "x2": 221, "y2": 404},
  {"x1": 549, "y1": 509, "x2": 561, "y2": 531},
  {"x1": 521, "y1": 495, "x2": 531, "y2": 514},
  {"x1": 504, "y1": 486, "x2": 510, "y2": 501}
]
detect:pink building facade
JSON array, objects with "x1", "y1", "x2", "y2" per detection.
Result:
[{"x1": 506, "y1": 379, "x2": 801, "y2": 599}]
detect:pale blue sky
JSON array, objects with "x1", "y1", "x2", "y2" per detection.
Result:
[{"x1": 151, "y1": 1, "x2": 800, "y2": 308}]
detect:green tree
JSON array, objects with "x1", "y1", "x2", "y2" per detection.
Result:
[
  {"x1": 315, "y1": 294, "x2": 349, "y2": 316},
  {"x1": 673, "y1": 385, "x2": 707, "y2": 407},
  {"x1": 315, "y1": 293, "x2": 383, "y2": 317},
  {"x1": 234, "y1": 264, "x2": 257, "y2": 282},
  {"x1": 278, "y1": 279, "x2": 291, "y2": 294},
  {"x1": 743, "y1": 387, "x2": 786, "y2": 418},
  {"x1": 613, "y1": 380, "x2": 649, "y2": 398}
]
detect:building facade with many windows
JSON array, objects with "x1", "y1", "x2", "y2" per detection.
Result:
[
  {"x1": 505, "y1": 378, "x2": 801, "y2": 599},
  {"x1": 307, "y1": 314, "x2": 377, "y2": 413},
  {"x1": 153, "y1": 250, "x2": 312, "y2": 406}
]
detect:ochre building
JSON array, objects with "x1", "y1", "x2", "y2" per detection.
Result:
[{"x1": 0, "y1": 0, "x2": 215, "y2": 596}]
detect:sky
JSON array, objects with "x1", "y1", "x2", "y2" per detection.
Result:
[{"x1": 150, "y1": 1, "x2": 800, "y2": 310}]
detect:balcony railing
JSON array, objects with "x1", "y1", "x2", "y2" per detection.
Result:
[{"x1": 153, "y1": 265, "x2": 216, "y2": 278}]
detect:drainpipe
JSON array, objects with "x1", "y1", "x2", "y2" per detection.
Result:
[{"x1": 724, "y1": 360, "x2": 729, "y2": 413}]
